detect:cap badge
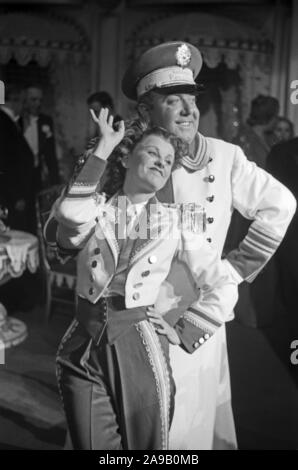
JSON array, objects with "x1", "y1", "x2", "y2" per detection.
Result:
[{"x1": 176, "y1": 44, "x2": 191, "y2": 68}]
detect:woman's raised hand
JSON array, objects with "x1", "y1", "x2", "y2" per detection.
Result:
[{"x1": 90, "y1": 107, "x2": 125, "y2": 153}]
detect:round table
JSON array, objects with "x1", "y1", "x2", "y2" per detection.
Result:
[{"x1": 0, "y1": 230, "x2": 39, "y2": 350}]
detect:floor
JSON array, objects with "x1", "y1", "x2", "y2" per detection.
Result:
[
  {"x1": 0, "y1": 302, "x2": 298, "y2": 450},
  {"x1": 0, "y1": 306, "x2": 69, "y2": 450}
]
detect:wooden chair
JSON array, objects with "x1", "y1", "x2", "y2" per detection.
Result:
[{"x1": 36, "y1": 185, "x2": 77, "y2": 322}]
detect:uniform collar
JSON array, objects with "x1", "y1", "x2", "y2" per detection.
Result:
[{"x1": 181, "y1": 132, "x2": 212, "y2": 172}]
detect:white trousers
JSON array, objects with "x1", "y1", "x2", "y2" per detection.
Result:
[{"x1": 169, "y1": 325, "x2": 237, "y2": 450}]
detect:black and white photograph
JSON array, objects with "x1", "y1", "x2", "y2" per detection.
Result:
[{"x1": 0, "y1": 0, "x2": 298, "y2": 452}]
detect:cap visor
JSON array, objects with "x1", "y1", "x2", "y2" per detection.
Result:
[{"x1": 153, "y1": 83, "x2": 205, "y2": 96}]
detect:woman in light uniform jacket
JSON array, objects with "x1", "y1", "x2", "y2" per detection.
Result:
[{"x1": 46, "y1": 109, "x2": 238, "y2": 450}]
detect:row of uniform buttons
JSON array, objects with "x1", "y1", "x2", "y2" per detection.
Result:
[
  {"x1": 193, "y1": 333, "x2": 210, "y2": 349},
  {"x1": 89, "y1": 247, "x2": 101, "y2": 296},
  {"x1": 98, "y1": 297, "x2": 107, "y2": 321},
  {"x1": 132, "y1": 255, "x2": 157, "y2": 301},
  {"x1": 205, "y1": 157, "x2": 215, "y2": 244},
  {"x1": 88, "y1": 246, "x2": 157, "y2": 301}
]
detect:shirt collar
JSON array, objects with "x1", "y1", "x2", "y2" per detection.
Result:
[
  {"x1": 125, "y1": 195, "x2": 148, "y2": 217},
  {"x1": 29, "y1": 115, "x2": 39, "y2": 123},
  {"x1": 1, "y1": 105, "x2": 17, "y2": 122}
]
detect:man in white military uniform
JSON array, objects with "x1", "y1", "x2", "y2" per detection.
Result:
[{"x1": 119, "y1": 41, "x2": 296, "y2": 449}]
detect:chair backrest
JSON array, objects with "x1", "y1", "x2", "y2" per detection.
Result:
[{"x1": 36, "y1": 184, "x2": 64, "y2": 272}]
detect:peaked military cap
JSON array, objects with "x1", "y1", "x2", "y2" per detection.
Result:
[{"x1": 122, "y1": 41, "x2": 203, "y2": 101}]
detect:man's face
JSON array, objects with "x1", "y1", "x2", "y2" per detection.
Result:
[
  {"x1": 147, "y1": 92, "x2": 200, "y2": 145},
  {"x1": 126, "y1": 134, "x2": 175, "y2": 193},
  {"x1": 25, "y1": 87, "x2": 43, "y2": 116}
]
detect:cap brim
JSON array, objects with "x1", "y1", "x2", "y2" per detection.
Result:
[
  {"x1": 122, "y1": 73, "x2": 205, "y2": 101},
  {"x1": 153, "y1": 83, "x2": 205, "y2": 96}
]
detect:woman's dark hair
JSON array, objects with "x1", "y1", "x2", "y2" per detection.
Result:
[
  {"x1": 87, "y1": 91, "x2": 114, "y2": 110},
  {"x1": 274, "y1": 116, "x2": 294, "y2": 140},
  {"x1": 98, "y1": 118, "x2": 189, "y2": 197},
  {"x1": 247, "y1": 94, "x2": 279, "y2": 126}
]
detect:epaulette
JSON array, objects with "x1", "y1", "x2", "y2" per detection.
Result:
[{"x1": 162, "y1": 202, "x2": 206, "y2": 233}]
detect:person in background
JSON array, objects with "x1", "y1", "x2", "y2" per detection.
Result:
[
  {"x1": 267, "y1": 137, "x2": 298, "y2": 376},
  {"x1": 19, "y1": 84, "x2": 60, "y2": 191},
  {"x1": 0, "y1": 84, "x2": 34, "y2": 231},
  {"x1": 233, "y1": 94, "x2": 279, "y2": 169},
  {"x1": 0, "y1": 84, "x2": 37, "y2": 312},
  {"x1": 227, "y1": 95, "x2": 284, "y2": 328},
  {"x1": 87, "y1": 91, "x2": 122, "y2": 141},
  {"x1": 272, "y1": 116, "x2": 295, "y2": 144}
]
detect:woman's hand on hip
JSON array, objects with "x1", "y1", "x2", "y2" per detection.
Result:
[{"x1": 146, "y1": 306, "x2": 181, "y2": 346}]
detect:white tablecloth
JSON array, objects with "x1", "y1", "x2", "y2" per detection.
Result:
[{"x1": 0, "y1": 230, "x2": 39, "y2": 352}]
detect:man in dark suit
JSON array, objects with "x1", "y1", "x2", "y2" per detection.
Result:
[
  {"x1": 0, "y1": 84, "x2": 37, "y2": 312},
  {"x1": 0, "y1": 84, "x2": 35, "y2": 231},
  {"x1": 267, "y1": 138, "x2": 298, "y2": 343},
  {"x1": 19, "y1": 85, "x2": 60, "y2": 191}
]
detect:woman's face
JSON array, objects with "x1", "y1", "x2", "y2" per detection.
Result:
[
  {"x1": 274, "y1": 120, "x2": 292, "y2": 142},
  {"x1": 125, "y1": 134, "x2": 175, "y2": 193}
]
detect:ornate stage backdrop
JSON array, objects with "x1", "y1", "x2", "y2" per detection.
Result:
[
  {"x1": 121, "y1": 10, "x2": 274, "y2": 141},
  {"x1": 0, "y1": 2, "x2": 297, "y2": 163},
  {"x1": 0, "y1": 9, "x2": 91, "y2": 180}
]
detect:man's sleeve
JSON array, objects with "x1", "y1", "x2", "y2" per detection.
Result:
[
  {"x1": 266, "y1": 143, "x2": 284, "y2": 181},
  {"x1": 174, "y1": 232, "x2": 238, "y2": 354},
  {"x1": 225, "y1": 144, "x2": 296, "y2": 283}
]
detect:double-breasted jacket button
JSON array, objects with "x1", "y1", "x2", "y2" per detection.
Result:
[
  {"x1": 204, "y1": 333, "x2": 210, "y2": 340},
  {"x1": 207, "y1": 238, "x2": 212, "y2": 243},
  {"x1": 89, "y1": 287, "x2": 94, "y2": 295},
  {"x1": 208, "y1": 157, "x2": 213, "y2": 163},
  {"x1": 208, "y1": 175, "x2": 215, "y2": 183},
  {"x1": 193, "y1": 341, "x2": 200, "y2": 349},
  {"x1": 207, "y1": 217, "x2": 214, "y2": 224},
  {"x1": 141, "y1": 270, "x2": 150, "y2": 277},
  {"x1": 199, "y1": 337, "x2": 205, "y2": 345},
  {"x1": 94, "y1": 248, "x2": 101, "y2": 255},
  {"x1": 91, "y1": 260, "x2": 97, "y2": 268},
  {"x1": 132, "y1": 292, "x2": 140, "y2": 301},
  {"x1": 148, "y1": 255, "x2": 157, "y2": 264},
  {"x1": 206, "y1": 195, "x2": 214, "y2": 202}
]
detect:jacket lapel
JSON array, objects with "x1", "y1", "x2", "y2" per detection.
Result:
[
  {"x1": 128, "y1": 197, "x2": 171, "y2": 267},
  {"x1": 95, "y1": 192, "x2": 120, "y2": 267}
]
